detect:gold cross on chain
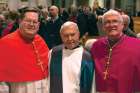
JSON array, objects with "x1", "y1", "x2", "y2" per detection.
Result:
[
  {"x1": 37, "y1": 61, "x2": 44, "y2": 71},
  {"x1": 103, "y1": 70, "x2": 108, "y2": 80}
]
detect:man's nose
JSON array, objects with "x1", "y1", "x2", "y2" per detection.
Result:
[
  {"x1": 30, "y1": 21, "x2": 35, "y2": 25},
  {"x1": 68, "y1": 36, "x2": 72, "y2": 40}
]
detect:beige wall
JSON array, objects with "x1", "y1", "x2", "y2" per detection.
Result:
[{"x1": 136, "y1": 0, "x2": 140, "y2": 12}]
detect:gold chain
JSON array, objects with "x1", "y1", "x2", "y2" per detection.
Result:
[
  {"x1": 32, "y1": 41, "x2": 46, "y2": 77},
  {"x1": 103, "y1": 48, "x2": 112, "y2": 80}
]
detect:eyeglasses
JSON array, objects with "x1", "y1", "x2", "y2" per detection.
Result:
[
  {"x1": 104, "y1": 20, "x2": 121, "y2": 26},
  {"x1": 23, "y1": 19, "x2": 39, "y2": 25}
]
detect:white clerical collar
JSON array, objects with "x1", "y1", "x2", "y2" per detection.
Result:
[
  {"x1": 63, "y1": 44, "x2": 81, "y2": 49},
  {"x1": 63, "y1": 45, "x2": 83, "y2": 52}
]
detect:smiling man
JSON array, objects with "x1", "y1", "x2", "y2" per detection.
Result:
[
  {"x1": 48, "y1": 21, "x2": 95, "y2": 93},
  {"x1": 91, "y1": 9, "x2": 140, "y2": 93},
  {"x1": 0, "y1": 7, "x2": 49, "y2": 93}
]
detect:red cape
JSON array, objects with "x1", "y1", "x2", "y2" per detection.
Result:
[{"x1": 0, "y1": 29, "x2": 49, "y2": 82}]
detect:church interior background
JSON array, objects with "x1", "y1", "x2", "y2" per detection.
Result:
[
  {"x1": 0, "y1": 0, "x2": 140, "y2": 16},
  {"x1": 0, "y1": 0, "x2": 140, "y2": 33}
]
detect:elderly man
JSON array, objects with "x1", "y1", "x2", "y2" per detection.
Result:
[
  {"x1": 49, "y1": 21, "x2": 95, "y2": 93},
  {"x1": 91, "y1": 9, "x2": 140, "y2": 93},
  {"x1": 0, "y1": 8, "x2": 49, "y2": 93}
]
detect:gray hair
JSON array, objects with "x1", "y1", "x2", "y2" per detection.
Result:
[
  {"x1": 60, "y1": 21, "x2": 79, "y2": 33},
  {"x1": 122, "y1": 14, "x2": 130, "y2": 26},
  {"x1": 102, "y1": 9, "x2": 123, "y2": 24}
]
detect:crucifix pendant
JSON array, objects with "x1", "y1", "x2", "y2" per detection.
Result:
[
  {"x1": 103, "y1": 70, "x2": 108, "y2": 80},
  {"x1": 37, "y1": 62, "x2": 44, "y2": 71}
]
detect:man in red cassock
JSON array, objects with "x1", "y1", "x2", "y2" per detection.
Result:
[
  {"x1": 91, "y1": 9, "x2": 140, "y2": 93},
  {"x1": 0, "y1": 7, "x2": 49, "y2": 93}
]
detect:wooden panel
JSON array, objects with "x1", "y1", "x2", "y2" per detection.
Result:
[{"x1": 133, "y1": 17, "x2": 140, "y2": 33}]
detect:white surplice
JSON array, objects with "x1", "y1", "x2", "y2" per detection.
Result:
[
  {"x1": 48, "y1": 46, "x2": 96, "y2": 93},
  {"x1": 0, "y1": 78, "x2": 48, "y2": 93}
]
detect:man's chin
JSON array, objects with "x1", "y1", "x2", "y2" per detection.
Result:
[
  {"x1": 65, "y1": 46, "x2": 75, "y2": 50},
  {"x1": 108, "y1": 32, "x2": 119, "y2": 36},
  {"x1": 108, "y1": 33, "x2": 122, "y2": 40},
  {"x1": 25, "y1": 29, "x2": 37, "y2": 35}
]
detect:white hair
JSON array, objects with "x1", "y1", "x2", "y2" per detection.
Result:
[
  {"x1": 60, "y1": 21, "x2": 79, "y2": 33},
  {"x1": 102, "y1": 9, "x2": 123, "y2": 24},
  {"x1": 122, "y1": 14, "x2": 130, "y2": 25}
]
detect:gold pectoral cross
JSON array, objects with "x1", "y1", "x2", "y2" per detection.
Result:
[
  {"x1": 103, "y1": 70, "x2": 108, "y2": 80},
  {"x1": 37, "y1": 61, "x2": 44, "y2": 71}
]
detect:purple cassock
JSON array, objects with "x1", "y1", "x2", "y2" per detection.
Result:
[{"x1": 91, "y1": 35, "x2": 140, "y2": 93}]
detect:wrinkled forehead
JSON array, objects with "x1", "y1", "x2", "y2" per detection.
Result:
[
  {"x1": 104, "y1": 14, "x2": 120, "y2": 20},
  {"x1": 62, "y1": 26, "x2": 78, "y2": 34},
  {"x1": 24, "y1": 12, "x2": 39, "y2": 19}
]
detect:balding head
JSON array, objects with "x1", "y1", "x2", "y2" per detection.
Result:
[
  {"x1": 60, "y1": 21, "x2": 80, "y2": 49},
  {"x1": 60, "y1": 21, "x2": 79, "y2": 33},
  {"x1": 49, "y1": 5, "x2": 59, "y2": 17}
]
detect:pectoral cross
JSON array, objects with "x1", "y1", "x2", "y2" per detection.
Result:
[
  {"x1": 103, "y1": 70, "x2": 108, "y2": 80},
  {"x1": 37, "y1": 61, "x2": 44, "y2": 71}
]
